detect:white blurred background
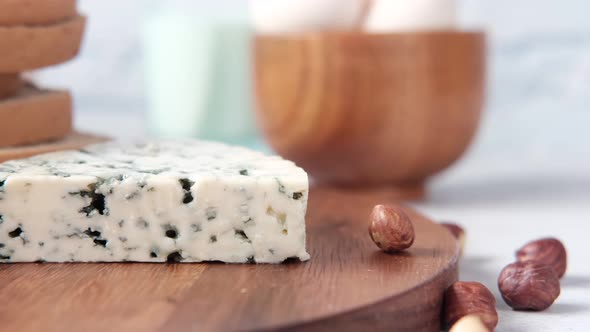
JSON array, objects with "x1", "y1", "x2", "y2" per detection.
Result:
[{"x1": 37, "y1": 0, "x2": 590, "y2": 117}]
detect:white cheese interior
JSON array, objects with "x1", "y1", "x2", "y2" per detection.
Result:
[{"x1": 0, "y1": 140, "x2": 310, "y2": 263}]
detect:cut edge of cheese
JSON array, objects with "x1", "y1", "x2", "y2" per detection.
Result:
[{"x1": 0, "y1": 140, "x2": 310, "y2": 264}]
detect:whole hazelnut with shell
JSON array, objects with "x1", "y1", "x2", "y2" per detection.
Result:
[
  {"x1": 368, "y1": 204, "x2": 415, "y2": 252},
  {"x1": 516, "y1": 237, "x2": 567, "y2": 278},
  {"x1": 443, "y1": 281, "x2": 498, "y2": 331},
  {"x1": 498, "y1": 260, "x2": 560, "y2": 311}
]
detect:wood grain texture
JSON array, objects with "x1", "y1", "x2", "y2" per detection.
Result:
[
  {"x1": 0, "y1": 187, "x2": 458, "y2": 332},
  {"x1": 0, "y1": 131, "x2": 108, "y2": 162},
  {"x1": 0, "y1": 15, "x2": 85, "y2": 72},
  {"x1": 254, "y1": 32, "x2": 485, "y2": 188}
]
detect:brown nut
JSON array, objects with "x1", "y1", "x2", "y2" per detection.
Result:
[
  {"x1": 440, "y1": 222, "x2": 466, "y2": 253},
  {"x1": 368, "y1": 204, "x2": 415, "y2": 252},
  {"x1": 443, "y1": 281, "x2": 498, "y2": 331},
  {"x1": 516, "y1": 237, "x2": 567, "y2": 278},
  {"x1": 449, "y1": 315, "x2": 490, "y2": 332},
  {"x1": 498, "y1": 260, "x2": 560, "y2": 311}
]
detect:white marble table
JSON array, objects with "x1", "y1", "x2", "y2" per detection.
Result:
[
  {"x1": 413, "y1": 147, "x2": 590, "y2": 330},
  {"x1": 413, "y1": 108, "x2": 590, "y2": 332},
  {"x1": 76, "y1": 110, "x2": 590, "y2": 331}
]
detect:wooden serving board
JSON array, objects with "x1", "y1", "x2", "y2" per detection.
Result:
[{"x1": 0, "y1": 187, "x2": 458, "y2": 332}]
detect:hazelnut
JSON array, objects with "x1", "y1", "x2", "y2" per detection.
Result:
[
  {"x1": 368, "y1": 204, "x2": 415, "y2": 252},
  {"x1": 440, "y1": 222, "x2": 466, "y2": 253},
  {"x1": 443, "y1": 281, "x2": 498, "y2": 331},
  {"x1": 449, "y1": 315, "x2": 490, "y2": 332},
  {"x1": 516, "y1": 237, "x2": 567, "y2": 278},
  {"x1": 498, "y1": 260, "x2": 560, "y2": 311}
]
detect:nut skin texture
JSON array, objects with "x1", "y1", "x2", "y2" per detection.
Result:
[
  {"x1": 449, "y1": 315, "x2": 490, "y2": 332},
  {"x1": 516, "y1": 238, "x2": 567, "y2": 278},
  {"x1": 440, "y1": 222, "x2": 466, "y2": 253},
  {"x1": 498, "y1": 261, "x2": 560, "y2": 311},
  {"x1": 368, "y1": 205, "x2": 415, "y2": 252},
  {"x1": 444, "y1": 281, "x2": 498, "y2": 331}
]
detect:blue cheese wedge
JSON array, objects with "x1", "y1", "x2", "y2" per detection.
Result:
[{"x1": 0, "y1": 140, "x2": 310, "y2": 263}]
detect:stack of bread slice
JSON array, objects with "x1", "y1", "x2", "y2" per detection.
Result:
[{"x1": 0, "y1": 0, "x2": 106, "y2": 162}]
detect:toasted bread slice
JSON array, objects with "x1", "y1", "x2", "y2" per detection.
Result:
[
  {"x1": 0, "y1": 0, "x2": 77, "y2": 25},
  {"x1": 0, "y1": 83, "x2": 73, "y2": 147},
  {"x1": 0, "y1": 15, "x2": 86, "y2": 72},
  {"x1": 0, "y1": 73, "x2": 23, "y2": 98}
]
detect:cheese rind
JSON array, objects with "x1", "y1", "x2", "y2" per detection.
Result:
[{"x1": 0, "y1": 140, "x2": 310, "y2": 263}]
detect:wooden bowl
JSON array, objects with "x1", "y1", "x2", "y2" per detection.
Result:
[{"x1": 254, "y1": 31, "x2": 485, "y2": 195}]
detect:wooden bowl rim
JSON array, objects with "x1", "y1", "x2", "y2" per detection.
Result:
[{"x1": 255, "y1": 30, "x2": 485, "y2": 41}]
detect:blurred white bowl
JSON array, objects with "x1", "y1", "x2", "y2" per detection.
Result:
[
  {"x1": 250, "y1": 0, "x2": 367, "y2": 34},
  {"x1": 365, "y1": 0, "x2": 457, "y2": 32}
]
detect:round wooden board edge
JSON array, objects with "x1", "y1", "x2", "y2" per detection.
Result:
[{"x1": 269, "y1": 205, "x2": 460, "y2": 332}]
